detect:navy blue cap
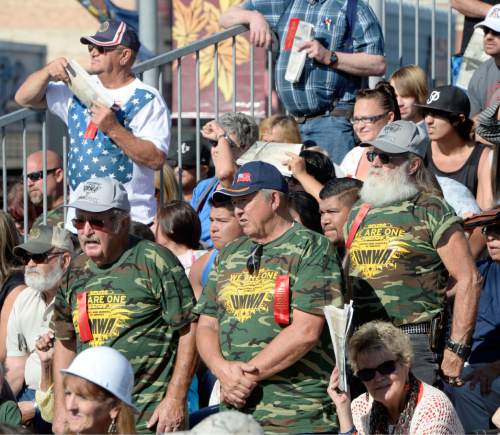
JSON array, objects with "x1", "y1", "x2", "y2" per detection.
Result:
[
  {"x1": 212, "y1": 161, "x2": 288, "y2": 202},
  {"x1": 81, "y1": 20, "x2": 141, "y2": 52}
]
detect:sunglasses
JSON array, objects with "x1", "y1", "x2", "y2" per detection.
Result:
[
  {"x1": 72, "y1": 215, "x2": 117, "y2": 231},
  {"x1": 366, "y1": 150, "x2": 408, "y2": 165},
  {"x1": 483, "y1": 28, "x2": 500, "y2": 37},
  {"x1": 247, "y1": 244, "x2": 263, "y2": 275},
  {"x1": 350, "y1": 112, "x2": 388, "y2": 126},
  {"x1": 482, "y1": 224, "x2": 500, "y2": 237},
  {"x1": 27, "y1": 168, "x2": 59, "y2": 182},
  {"x1": 23, "y1": 251, "x2": 64, "y2": 265},
  {"x1": 87, "y1": 44, "x2": 122, "y2": 54},
  {"x1": 356, "y1": 360, "x2": 397, "y2": 382}
]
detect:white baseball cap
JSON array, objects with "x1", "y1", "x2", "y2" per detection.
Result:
[
  {"x1": 475, "y1": 4, "x2": 500, "y2": 32},
  {"x1": 61, "y1": 346, "x2": 138, "y2": 412}
]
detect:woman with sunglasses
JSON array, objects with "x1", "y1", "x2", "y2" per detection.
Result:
[
  {"x1": 328, "y1": 321, "x2": 464, "y2": 435},
  {"x1": 340, "y1": 82, "x2": 400, "y2": 180}
]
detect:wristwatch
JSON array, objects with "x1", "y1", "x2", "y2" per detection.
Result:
[
  {"x1": 329, "y1": 51, "x2": 338, "y2": 67},
  {"x1": 445, "y1": 338, "x2": 471, "y2": 360}
]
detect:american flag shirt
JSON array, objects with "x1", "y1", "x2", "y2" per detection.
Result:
[{"x1": 67, "y1": 88, "x2": 152, "y2": 190}]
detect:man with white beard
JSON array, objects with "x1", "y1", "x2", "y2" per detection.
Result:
[
  {"x1": 345, "y1": 120, "x2": 481, "y2": 388},
  {"x1": 6, "y1": 225, "x2": 73, "y2": 430}
]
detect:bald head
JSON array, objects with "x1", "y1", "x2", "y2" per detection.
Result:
[{"x1": 27, "y1": 150, "x2": 64, "y2": 208}]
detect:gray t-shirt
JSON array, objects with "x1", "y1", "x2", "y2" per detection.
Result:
[{"x1": 468, "y1": 58, "x2": 500, "y2": 116}]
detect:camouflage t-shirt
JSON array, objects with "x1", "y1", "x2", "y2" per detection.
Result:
[
  {"x1": 194, "y1": 224, "x2": 344, "y2": 434},
  {"x1": 345, "y1": 192, "x2": 462, "y2": 327},
  {"x1": 32, "y1": 206, "x2": 65, "y2": 229},
  {"x1": 51, "y1": 236, "x2": 196, "y2": 433}
]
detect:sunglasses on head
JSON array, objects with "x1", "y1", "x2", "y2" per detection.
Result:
[
  {"x1": 366, "y1": 150, "x2": 408, "y2": 165},
  {"x1": 27, "y1": 168, "x2": 59, "y2": 182},
  {"x1": 87, "y1": 44, "x2": 122, "y2": 54},
  {"x1": 23, "y1": 251, "x2": 63, "y2": 265},
  {"x1": 356, "y1": 359, "x2": 397, "y2": 382},
  {"x1": 247, "y1": 244, "x2": 263, "y2": 275}
]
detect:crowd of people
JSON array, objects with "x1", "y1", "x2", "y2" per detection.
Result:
[{"x1": 0, "y1": 1, "x2": 499, "y2": 434}]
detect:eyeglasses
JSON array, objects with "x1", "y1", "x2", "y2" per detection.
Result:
[
  {"x1": 23, "y1": 251, "x2": 64, "y2": 265},
  {"x1": 87, "y1": 44, "x2": 123, "y2": 54},
  {"x1": 483, "y1": 28, "x2": 500, "y2": 37},
  {"x1": 350, "y1": 113, "x2": 388, "y2": 126},
  {"x1": 356, "y1": 360, "x2": 397, "y2": 382},
  {"x1": 247, "y1": 244, "x2": 263, "y2": 275},
  {"x1": 72, "y1": 214, "x2": 118, "y2": 231},
  {"x1": 27, "y1": 168, "x2": 59, "y2": 182},
  {"x1": 366, "y1": 150, "x2": 408, "y2": 165},
  {"x1": 482, "y1": 224, "x2": 500, "y2": 238}
]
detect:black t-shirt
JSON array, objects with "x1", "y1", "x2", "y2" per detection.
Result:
[
  {"x1": 459, "y1": 0, "x2": 496, "y2": 54},
  {"x1": 0, "y1": 271, "x2": 24, "y2": 311}
]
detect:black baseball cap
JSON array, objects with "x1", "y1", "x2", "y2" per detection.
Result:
[
  {"x1": 81, "y1": 20, "x2": 141, "y2": 52},
  {"x1": 212, "y1": 161, "x2": 288, "y2": 202},
  {"x1": 415, "y1": 85, "x2": 471, "y2": 118},
  {"x1": 167, "y1": 140, "x2": 211, "y2": 168}
]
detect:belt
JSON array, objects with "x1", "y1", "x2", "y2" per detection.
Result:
[
  {"x1": 292, "y1": 105, "x2": 353, "y2": 124},
  {"x1": 399, "y1": 321, "x2": 431, "y2": 335}
]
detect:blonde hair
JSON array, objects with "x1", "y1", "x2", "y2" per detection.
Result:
[
  {"x1": 155, "y1": 164, "x2": 179, "y2": 205},
  {"x1": 390, "y1": 65, "x2": 429, "y2": 104},
  {"x1": 0, "y1": 211, "x2": 23, "y2": 288},
  {"x1": 259, "y1": 115, "x2": 301, "y2": 143},
  {"x1": 348, "y1": 321, "x2": 413, "y2": 372}
]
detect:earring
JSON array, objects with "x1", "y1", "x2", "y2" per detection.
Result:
[{"x1": 108, "y1": 417, "x2": 117, "y2": 434}]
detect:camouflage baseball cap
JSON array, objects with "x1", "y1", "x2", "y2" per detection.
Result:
[
  {"x1": 360, "y1": 120, "x2": 429, "y2": 158},
  {"x1": 172, "y1": 411, "x2": 264, "y2": 435},
  {"x1": 14, "y1": 224, "x2": 74, "y2": 256},
  {"x1": 66, "y1": 177, "x2": 130, "y2": 213}
]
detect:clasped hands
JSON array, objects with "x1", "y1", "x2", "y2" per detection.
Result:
[{"x1": 216, "y1": 360, "x2": 259, "y2": 408}]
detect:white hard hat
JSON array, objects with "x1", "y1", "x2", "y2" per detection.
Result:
[{"x1": 61, "y1": 346, "x2": 138, "y2": 412}]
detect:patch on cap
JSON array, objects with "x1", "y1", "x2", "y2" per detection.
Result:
[
  {"x1": 30, "y1": 227, "x2": 41, "y2": 240},
  {"x1": 237, "y1": 172, "x2": 252, "y2": 183},
  {"x1": 426, "y1": 90, "x2": 441, "y2": 104},
  {"x1": 83, "y1": 181, "x2": 102, "y2": 194},
  {"x1": 99, "y1": 21, "x2": 110, "y2": 32}
]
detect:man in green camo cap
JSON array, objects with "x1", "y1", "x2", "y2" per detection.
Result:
[
  {"x1": 346, "y1": 120, "x2": 481, "y2": 387},
  {"x1": 195, "y1": 161, "x2": 344, "y2": 434},
  {"x1": 50, "y1": 176, "x2": 198, "y2": 434}
]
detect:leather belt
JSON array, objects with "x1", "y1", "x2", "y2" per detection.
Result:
[
  {"x1": 399, "y1": 321, "x2": 431, "y2": 335},
  {"x1": 292, "y1": 105, "x2": 353, "y2": 124}
]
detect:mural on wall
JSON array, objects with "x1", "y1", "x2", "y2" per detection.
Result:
[{"x1": 172, "y1": 0, "x2": 267, "y2": 118}]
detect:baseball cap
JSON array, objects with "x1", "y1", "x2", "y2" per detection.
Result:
[
  {"x1": 66, "y1": 177, "x2": 130, "y2": 213},
  {"x1": 80, "y1": 20, "x2": 141, "y2": 52},
  {"x1": 167, "y1": 140, "x2": 211, "y2": 168},
  {"x1": 172, "y1": 411, "x2": 265, "y2": 435},
  {"x1": 212, "y1": 161, "x2": 288, "y2": 202},
  {"x1": 61, "y1": 346, "x2": 138, "y2": 412},
  {"x1": 360, "y1": 120, "x2": 430, "y2": 158},
  {"x1": 415, "y1": 85, "x2": 471, "y2": 118},
  {"x1": 14, "y1": 225, "x2": 74, "y2": 256},
  {"x1": 475, "y1": 4, "x2": 500, "y2": 32},
  {"x1": 464, "y1": 205, "x2": 500, "y2": 229}
]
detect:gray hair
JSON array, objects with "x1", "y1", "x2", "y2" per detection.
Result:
[{"x1": 219, "y1": 112, "x2": 259, "y2": 150}]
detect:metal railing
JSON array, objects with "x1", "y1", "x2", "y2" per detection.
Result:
[{"x1": 0, "y1": 2, "x2": 459, "y2": 239}]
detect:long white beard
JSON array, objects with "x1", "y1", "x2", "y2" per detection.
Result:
[
  {"x1": 360, "y1": 161, "x2": 419, "y2": 207},
  {"x1": 25, "y1": 260, "x2": 65, "y2": 292}
]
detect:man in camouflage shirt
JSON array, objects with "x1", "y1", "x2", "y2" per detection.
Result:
[
  {"x1": 345, "y1": 121, "x2": 481, "y2": 386},
  {"x1": 195, "y1": 161, "x2": 344, "y2": 434},
  {"x1": 51, "y1": 177, "x2": 197, "y2": 433},
  {"x1": 28, "y1": 150, "x2": 66, "y2": 228}
]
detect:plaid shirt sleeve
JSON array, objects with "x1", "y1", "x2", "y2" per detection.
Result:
[
  {"x1": 352, "y1": 1, "x2": 385, "y2": 55},
  {"x1": 242, "y1": 0, "x2": 288, "y2": 30}
]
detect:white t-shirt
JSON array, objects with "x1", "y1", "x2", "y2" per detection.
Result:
[
  {"x1": 46, "y1": 77, "x2": 170, "y2": 225},
  {"x1": 6, "y1": 287, "x2": 54, "y2": 390}
]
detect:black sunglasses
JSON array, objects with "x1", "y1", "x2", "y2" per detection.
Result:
[
  {"x1": 247, "y1": 244, "x2": 263, "y2": 275},
  {"x1": 482, "y1": 224, "x2": 500, "y2": 237},
  {"x1": 356, "y1": 360, "x2": 397, "y2": 382},
  {"x1": 87, "y1": 44, "x2": 122, "y2": 54},
  {"x1": 483, "y1": 28, "x2": 500, "y2": 37},
  {"x1": 366, "y1": 150, "x2": 408, "y2": 165},
  {"x1": 23, "y1": 251, "x2": 64, "y2": 265},
  {"x1": 72, "y1": 215, "x2": 117, "y2": 231},
  {"x1": 27, "y1": 168, "x2": 59, "y2": 182}
]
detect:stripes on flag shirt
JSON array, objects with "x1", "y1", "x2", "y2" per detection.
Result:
[{"x1": 46, "y1": 77, "x2": 170, "y2": 225}]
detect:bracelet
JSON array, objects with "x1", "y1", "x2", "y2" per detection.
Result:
[
  {"x1": 338, "y1": 426, "x2": 357, "y2": 435},
  {"x1": 32, "y1": 401, "x2": 39, "y2": 411}
]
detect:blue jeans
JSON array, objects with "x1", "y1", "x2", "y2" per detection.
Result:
[
  {"x1": 298, "y1": 113, "x2": 355, "y2": 164},
  {"x1": 407, "y1": 334, "x2": 439, "y2": 386}
]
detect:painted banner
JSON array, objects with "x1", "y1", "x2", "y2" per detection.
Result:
[{"x1": 172, "y1": 0, "x2": 267, "y2": 118}]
